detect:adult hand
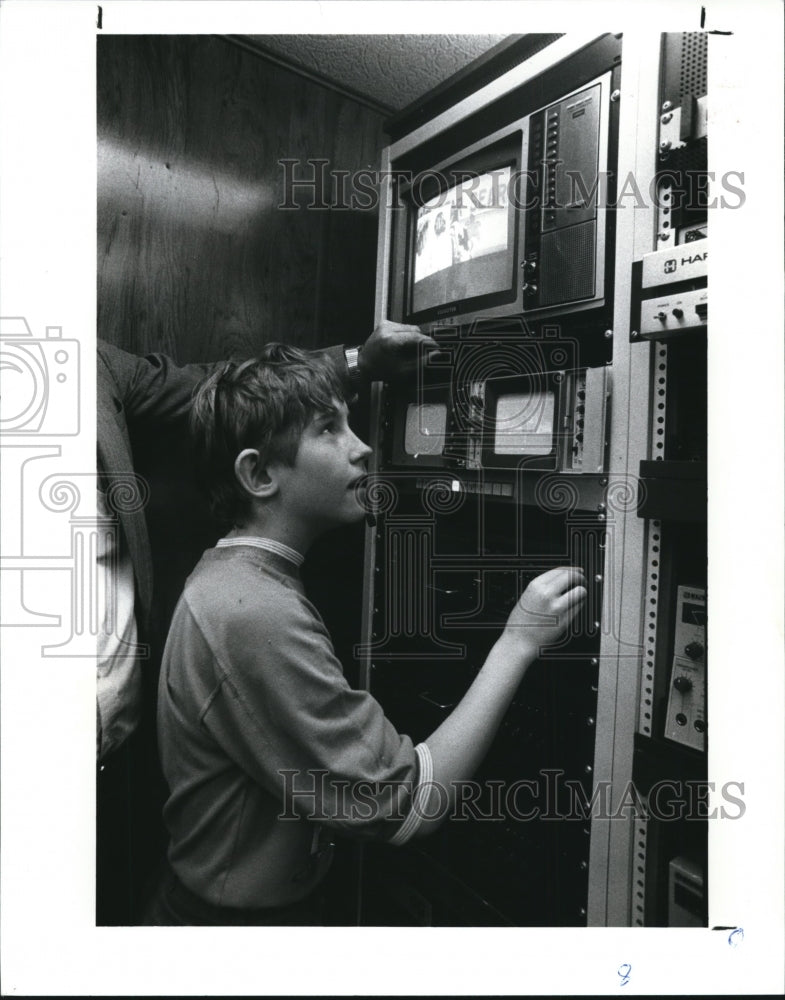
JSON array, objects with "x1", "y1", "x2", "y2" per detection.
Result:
[
  {"x1": 357, "y1": 320, "x2": 440, "y2": 382},
  {"x1": 498, "y1": 567, "x2": 587, "y2": 661}
]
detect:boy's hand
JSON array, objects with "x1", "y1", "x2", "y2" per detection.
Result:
[
  {"x1": 358, "y1": 321, "x2": 440, "y2": 382},
  {"x1": 499, "y1": 567, "x2": 587, "y2": 660}
]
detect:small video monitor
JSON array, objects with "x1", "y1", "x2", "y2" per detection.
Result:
[
  {"x1": 390, "y1": 387, "x2": 454, "y2": 469},
  {"x1": 481, "y1": 374, "x2": 561, "y2": 470},
  {"x1": 404, "y1": 402, "x2": 448, "y2": 457},
  {"x1": 493, "y1": 390, "x2": 556, "y2": 456}
]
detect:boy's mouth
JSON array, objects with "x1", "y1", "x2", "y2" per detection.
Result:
[{"x1": 349, "y1": 475, "x2": 370, "y2": 512}]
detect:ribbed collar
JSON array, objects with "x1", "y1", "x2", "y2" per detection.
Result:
[{"x1": 215, "y1": 535, "x2": 304, "y2": 568}]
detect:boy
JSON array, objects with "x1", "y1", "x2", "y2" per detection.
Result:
[
  {"x1": 96, "y1": 320, "x2": 433, "y2": 924},
  {"x1": 147, "y1": 343, "x2": 586, "y2": 925}
]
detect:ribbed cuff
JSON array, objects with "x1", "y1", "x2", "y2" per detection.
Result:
[{"x1": 388, "y1": 742, "x2": 434, "y2": 846}]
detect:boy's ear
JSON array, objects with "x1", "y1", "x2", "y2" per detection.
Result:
[{"x1": 234, "y1": 448, "x2": 279, "y2": 500}]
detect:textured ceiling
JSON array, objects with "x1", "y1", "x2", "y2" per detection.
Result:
[{"x1": 244, "y1": 34, "x2": 511, "y2": 112}]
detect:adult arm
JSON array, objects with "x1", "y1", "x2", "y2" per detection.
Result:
[
  {"x1": 99, "y1": 319, "x2": 438, "y2": 422},
  {"x1": 97, "y1": 339, "x2": 214, "y2": 426},
  {"x1": 352, "y1": 320, "x2": 439, "y2": 385}
]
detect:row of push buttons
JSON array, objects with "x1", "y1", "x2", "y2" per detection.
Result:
[{"x1": 545, "y1": 110, "x2": 560, "y2": 220}]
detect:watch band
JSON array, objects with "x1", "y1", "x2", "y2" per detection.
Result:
[{"x1": 344, "y1": 345, "x2": 362, "y2": 390}]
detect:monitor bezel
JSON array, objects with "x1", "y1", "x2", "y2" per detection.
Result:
[
  {"x1": 389, "y1": 383, "x2": 457, "y2": 469},
  {"x1": 390, "y1": 123, "x2": 528, "y2": 331},
  {"x1": 481, "y1": 371, "x2": 568, "y2": 471}
]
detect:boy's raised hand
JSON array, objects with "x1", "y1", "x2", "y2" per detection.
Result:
[{"x1": 500, "y1": 567, "x2": 588, "y2": 659}]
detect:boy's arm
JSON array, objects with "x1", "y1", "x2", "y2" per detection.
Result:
[
  {"x1": 414, "y1": 567, "x2": 587, "y2": 836},
  {"x1": 186, "y1": 564, "x2": 584, "y2": 844}
]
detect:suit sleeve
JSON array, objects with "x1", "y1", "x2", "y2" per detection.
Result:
[
  {"x1": 97, "y1": 340, "x2": 352, "y2": 424},
  {"x1": 97, "y1": 340, "x2": 213, "y2": 426}
]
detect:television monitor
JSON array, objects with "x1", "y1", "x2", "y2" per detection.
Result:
[
  {"x1": 390, "y1": 385, "x2": 456, "y2": 469},
  {"x1": 403, "y1": 401, "x2": 448, "y2": 457},
  {"x1": 482, "y1": 372, "x2": 565, "y2": 470},
  {"x1": 387, "y1": 71, "x2": 613, "y2": 333},
  {"x1": 493, "y1": 389, "x2": 556, "y2": 457},
  {"x1": 411, "y1": 164, "x2": 517, "y2": 318},
  {"x1": 387, "y1": 367, "x2": 609, "y2": 475},
  {"x1": 390, "y1": 126, "x2": 527, "y2": 330}
]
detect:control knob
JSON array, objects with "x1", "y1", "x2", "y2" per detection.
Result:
[
  {"x1": 684, "y1": 641, "x2": 704, "y2": 660},
  {"x1": 673, "y1": 675, "x2": 693, "y2": 693}
]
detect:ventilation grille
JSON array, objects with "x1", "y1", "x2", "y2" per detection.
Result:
[
  {"x1": 661, "y1": 32, "x2": 708, "y2": 107},
  {"x1": 539, "y1": 221, "x2": 596, "y2": 306},
  {"x1": 660, "y1": 135, "x2": 708, "y2": 173},
  {"x1": 679, "y1": 32, "x2": 708, "y2": 101}
]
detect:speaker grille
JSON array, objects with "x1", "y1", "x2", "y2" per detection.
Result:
[
  {"x1": 679, "y1": 32, "x2": 707, "y2": 101},
  {"x1": 539, "y1": 221, "x2": 596, "y2": 306},
  {"x1": 661, "y1": 32, "x2": 708, "y2": 107}
]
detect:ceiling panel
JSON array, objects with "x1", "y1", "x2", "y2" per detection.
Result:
[{"x1": 243, "y1": 34, "x2": 511, "y2": 113}]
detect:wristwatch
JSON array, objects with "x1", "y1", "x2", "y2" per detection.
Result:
[{"x1": 344, "y1": 345, "x2": 363, "y2": 391}]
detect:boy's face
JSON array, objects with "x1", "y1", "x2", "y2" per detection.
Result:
[{"x1": 270, "y1": 400, "x2": 372, "y2": 534}]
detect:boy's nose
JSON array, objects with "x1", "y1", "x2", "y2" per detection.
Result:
[{"x1": 351, "y1": 434, "x2": 373, "y2": 462}]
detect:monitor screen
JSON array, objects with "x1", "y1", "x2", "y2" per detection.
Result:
[
  {"x1": 404, "y1": 402, "x2": 448, "y2": 456},
  {"x1": 493, "y1": 390, "x2": 555, "y2": 456},
  {"x1": 411, "y1": 166, "x2": 514, "y2": 316}
]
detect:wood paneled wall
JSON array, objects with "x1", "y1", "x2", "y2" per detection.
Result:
[
  {"x1": 97, "y1": 35, "x2": 385, "y2": 363},
  {"x1": 97, "y1": 36, "x2": 384, "y2": 682}
]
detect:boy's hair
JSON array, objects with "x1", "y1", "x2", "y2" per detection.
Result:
[{"x1": 190, "y1": 343, "x2": 346, "y2": 527}]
